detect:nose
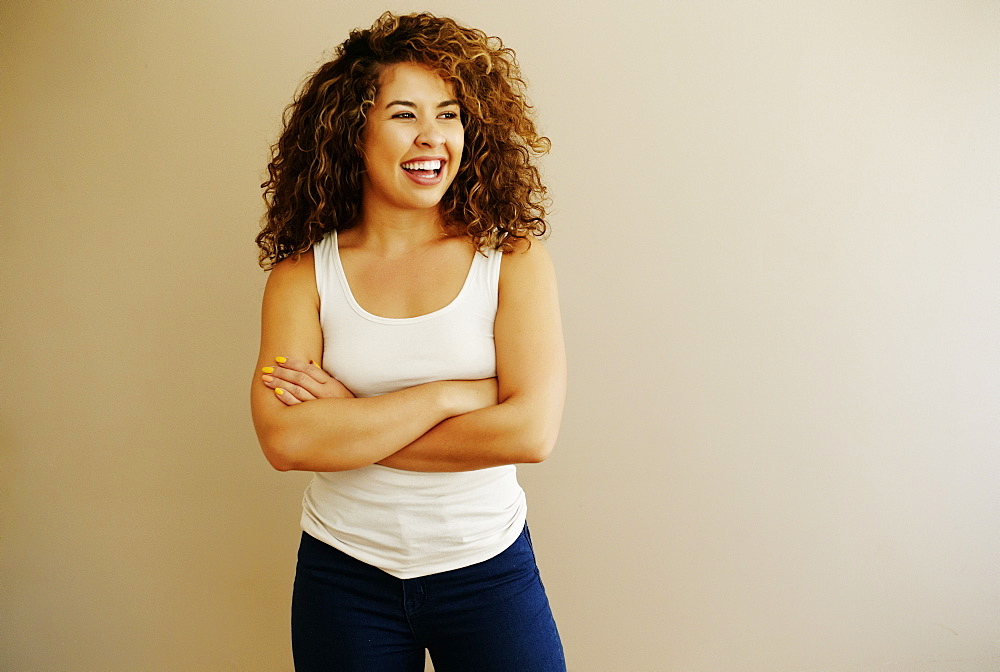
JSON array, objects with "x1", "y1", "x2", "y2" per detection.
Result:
[{"x1": 415, "y1": 121, "x2": 445, "y2": 148}]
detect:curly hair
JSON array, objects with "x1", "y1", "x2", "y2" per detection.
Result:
[{"x1": 256, "y1": 11, "x2": 551, "y2": 269}]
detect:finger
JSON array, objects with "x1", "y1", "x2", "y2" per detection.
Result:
[
  {"x1": 261, "y1": 374, "x2": 317, "y2": 402},
  {"x1": 265, "y1": 368, "x2": 323, "y2": 398},
  {"x1": 272, "y1": 356, "x2": 333, "y2": 396},
  {"x1": 263, "y1": 363, "x2": 315, "y2": 388},
  {"x1": 273, "y1": 387, "x2": 301, "y2": 406},
  {"x1": 268, "y1": 355, "x2": 355, "y2": 400},
  {"x1": 274, "y1": 356, "x2": 332, "y2": 382}
]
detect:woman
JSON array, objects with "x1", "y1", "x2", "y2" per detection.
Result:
[{"x1": 251, "y1": 12, "x2": 566, "y2": 671}]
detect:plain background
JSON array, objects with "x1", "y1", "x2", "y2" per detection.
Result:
[{"x1": 2, "y1": 1, "x2": 997, "y2": 671}]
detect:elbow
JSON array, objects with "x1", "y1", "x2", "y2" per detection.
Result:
[
  {"x1": 257, "y1": 423, "x2": 310, "y2": 472},
  {"x1": 518, "y1": 428, "x2": 559, "y2": 464},
  {"x1": 266, "y1": 450, "x2": 297, "y2": 472},
  {"x1": 510, "y1": 399, "x2": 562, "y2": 464},
  {"x1": 508, "y1": 405, "x2": 562, "y2": 464},
  {"x1": 257, "y1": 425, "x2": 363, "y2": 473},
  {"x1": 522, "y1": 442, "x2": 555, "y2": 464},
  {"x1": 260, "y1": 435, "x2": 301, "y2": 472},
  {"x1": 253, "y1": 403, "x2": 305, "y2": 471}
]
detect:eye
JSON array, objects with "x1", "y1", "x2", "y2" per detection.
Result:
[
  {"x1": 439, "y1": 111, "x2": 461, "y2": 120},
  {"x1": 391, "y1": 111, "x2": 415, "y2": 119}
]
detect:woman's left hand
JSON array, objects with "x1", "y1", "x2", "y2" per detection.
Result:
[{"x1": 261, "y1": 356, "x2": 355, "y2": 406}]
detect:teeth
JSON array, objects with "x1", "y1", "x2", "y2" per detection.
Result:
[{"x1": 401, "y1": 160, "x2": 442, "y2": 171}]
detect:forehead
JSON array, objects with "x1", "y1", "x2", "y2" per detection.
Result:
[{"x1": 375, "y1": 62, "x2": 456, "y2": 102}]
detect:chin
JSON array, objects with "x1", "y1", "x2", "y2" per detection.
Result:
[{"x1": 408, "y1": 190, "x2": 447, "y2": 208}]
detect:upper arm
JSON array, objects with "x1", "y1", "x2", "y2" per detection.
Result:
[
  {"x1": 250, "y1": 252, "x2": 323, "y2": 451},
  {"x1": 494, "y1": 240, "x2": 567, "y2": 446}
]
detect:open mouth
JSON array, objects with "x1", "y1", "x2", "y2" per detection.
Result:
[{"x1": 400, "y1": 159, "x2": 444, "y2": 179}]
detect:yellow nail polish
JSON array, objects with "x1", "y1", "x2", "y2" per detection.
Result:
[
  {"x1": 275, "y1": 356, "x2": 287, "y2": 364},
  {"x1": 275, "y1": 388, "x2": 284, "y2": 396},
  {"x1": 261, "y1": 367, "x2": 274, "y2": 374}
]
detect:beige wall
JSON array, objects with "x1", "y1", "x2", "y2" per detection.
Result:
[{"x1": 2, "y1": 1, "x2": 997, "y2": 670}]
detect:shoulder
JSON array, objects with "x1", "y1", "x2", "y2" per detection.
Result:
[
  {"x1": 264, "y1": 250, "x2": 318, "y2": 303},
  {"x1": 499, "y1": 237, "x2": 556, "y2": 286},
  {"x1": 500, "y1": 238, "x2": 556, "y2": 298}
]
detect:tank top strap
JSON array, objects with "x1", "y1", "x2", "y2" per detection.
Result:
[
  {"x1": 312, "y1": 231, "x2": 338, "y2": 301},
  {"x1": 467, "y1": 245, "x2": 502, "y2": 313}
]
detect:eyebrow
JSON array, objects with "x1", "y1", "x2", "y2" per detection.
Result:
[{"x1": 385, "y1": 99, "x2": 460, "y2": 109}]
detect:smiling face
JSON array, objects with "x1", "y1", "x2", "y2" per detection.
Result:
[{"x1": 360, "y1": 62, "x2": 465, "y2": 216}]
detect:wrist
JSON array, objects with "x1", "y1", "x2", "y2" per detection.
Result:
[{"x1": 434, "y1": 380, "x2": 464, "y2": 417}]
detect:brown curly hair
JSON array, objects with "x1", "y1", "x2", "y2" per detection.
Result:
[{"x1": 256, "y1": 11, "x2": 551, "y2": 269}]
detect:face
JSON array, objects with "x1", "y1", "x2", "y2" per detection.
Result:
[{"x1": 360, "y1": 62, "x2": 465, "y2": 214}]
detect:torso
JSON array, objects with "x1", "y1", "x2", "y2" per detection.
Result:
[
  {"x1": 304, "y1": 229, "x2": 525, "y2": 579},
  {"x1": 335, "y1": 228, "x2": 477, "y2": 319}
]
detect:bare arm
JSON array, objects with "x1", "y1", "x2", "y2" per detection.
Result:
[
  {"x1": 376, "y1": 240, "x2": 567, "y2": 472},
  {"x1": 250, "y1": 252, "x2": 495, "y2": 472}
]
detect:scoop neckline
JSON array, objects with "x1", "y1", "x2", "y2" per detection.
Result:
[{"x1": 331, "y1": 230, "x2": 481, "y2": 324}]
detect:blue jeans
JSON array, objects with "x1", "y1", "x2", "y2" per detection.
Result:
[{"x1": 292, "y1": 525, "x2": 566, "y2": 671}]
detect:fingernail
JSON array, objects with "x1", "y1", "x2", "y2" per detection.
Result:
[
  {"x1": 275, "y1": 388, "x2": 285, "y2": 396},
  {"x1": 261, "y1": 366, "x2": 274, "y2": 374},
  {"x1": 310, "y1": 360, "x2": 320, "y2": 367},
  {"x1": 275, "y1": 356, "x2": 287, "y2": 364}
]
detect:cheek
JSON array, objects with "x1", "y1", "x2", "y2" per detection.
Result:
[
  {"x1": 366, "y1": 126, "x2": 407, "y2": 162},
  {"x1": 451, "y1": 131, "x2": 465, "y2": 161}
]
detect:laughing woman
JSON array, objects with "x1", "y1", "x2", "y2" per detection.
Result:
[{"x1": 250, "y1": 12, "x2": 567, "y2": 672}]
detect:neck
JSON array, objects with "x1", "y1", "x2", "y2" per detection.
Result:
[{"x1": 353, "y1": 200, "x2": 452, "y2": 254}]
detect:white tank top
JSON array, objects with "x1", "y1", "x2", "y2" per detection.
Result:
[{"x1": 300, "y1": 231, "x2": 527, "y2": 579}]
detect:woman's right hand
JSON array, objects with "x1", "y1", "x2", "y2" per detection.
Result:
[{"x1": 261, "y1": 356, "x2": 355, "y2": 406}]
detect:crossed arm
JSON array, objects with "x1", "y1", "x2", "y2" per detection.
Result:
[{"x1": 249, "y1": 241, "x2": 566, "y2": 473}]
